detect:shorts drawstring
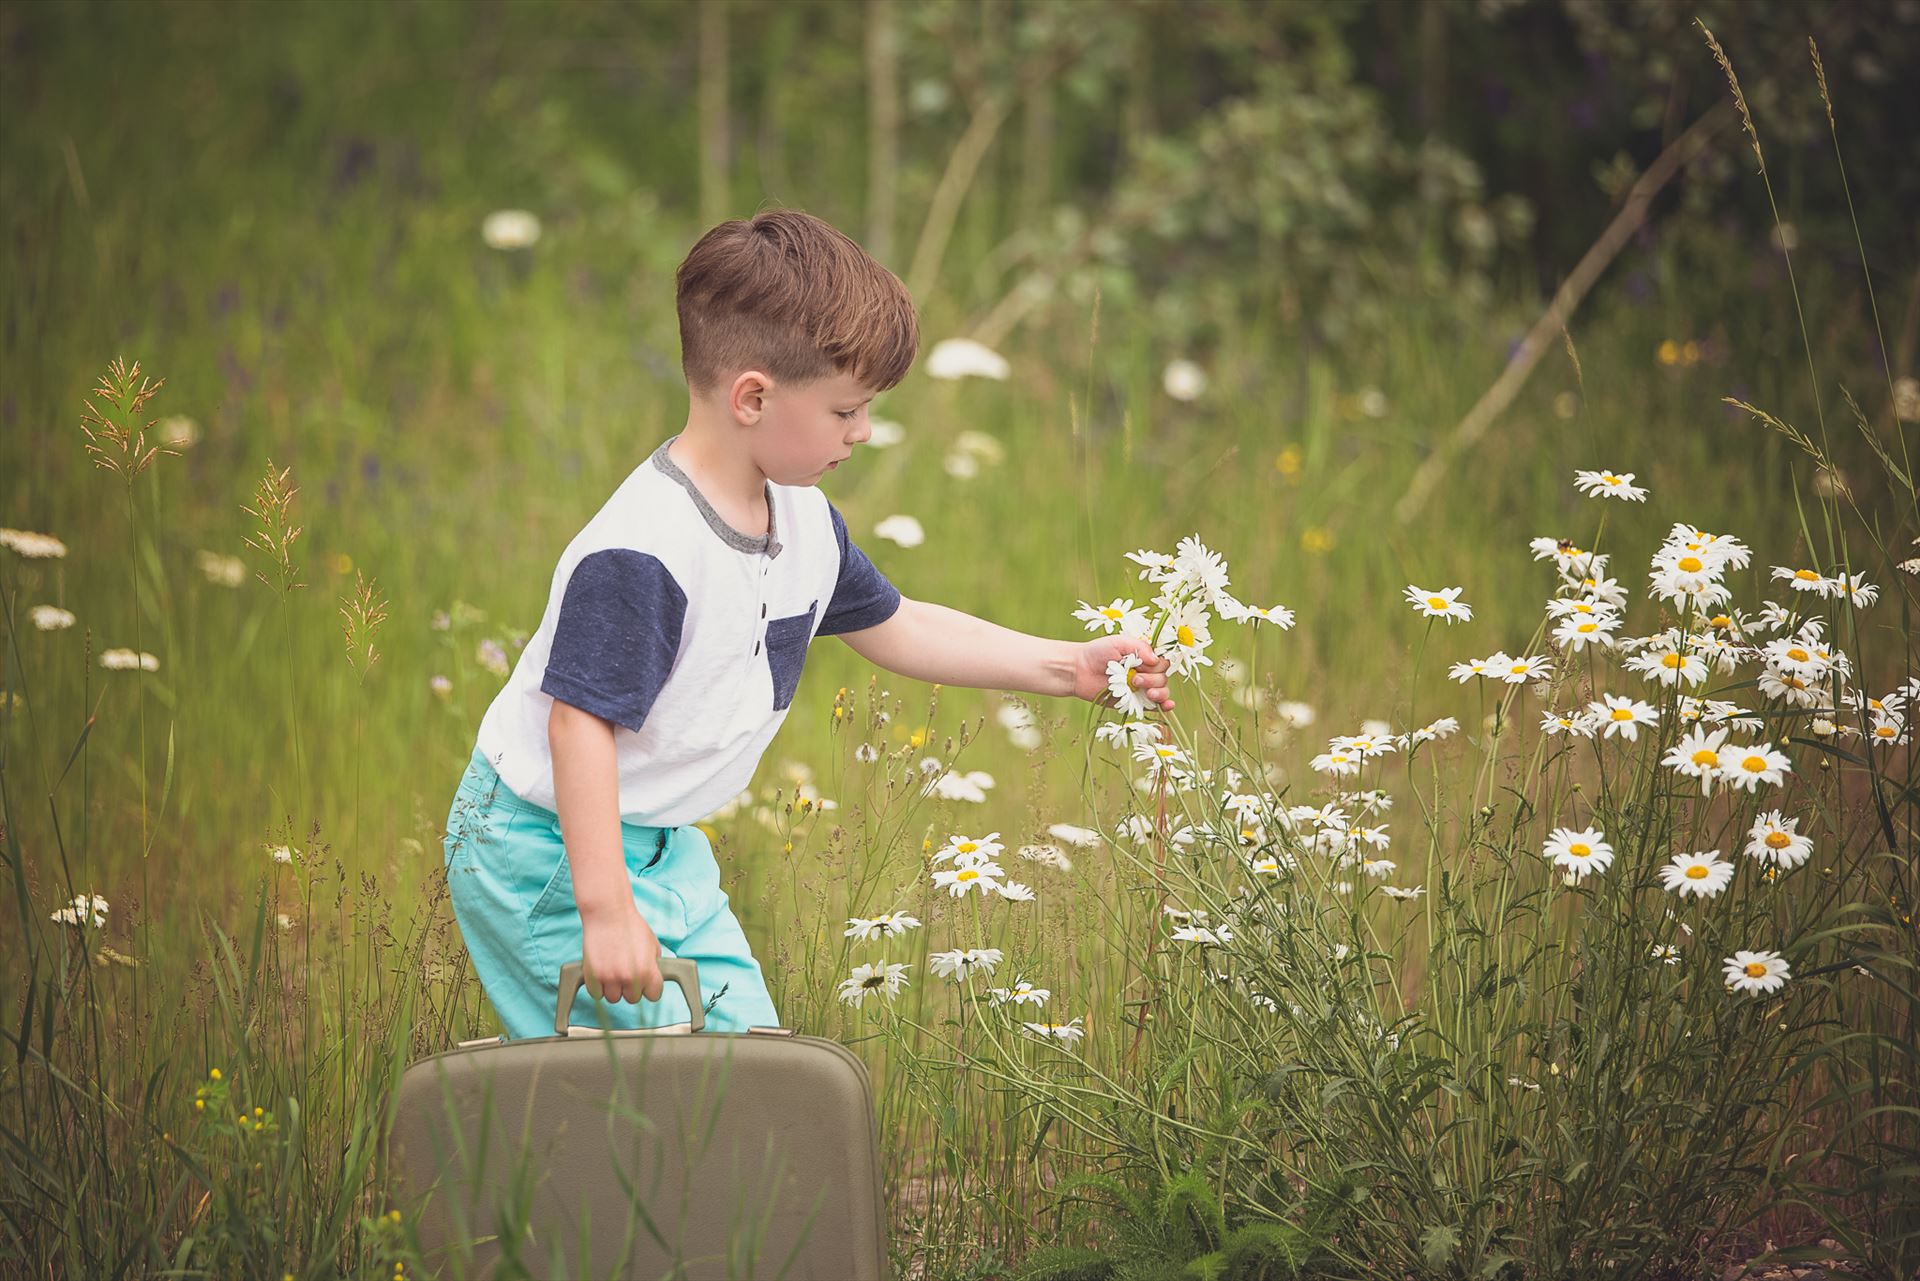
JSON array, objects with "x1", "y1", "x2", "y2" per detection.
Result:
[{"x1": 645, "y1": 827, "x2": 669, "y2": 871}]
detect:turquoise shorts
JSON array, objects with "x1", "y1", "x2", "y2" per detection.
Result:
[{"x1": 442, "y1": 747, "x2": 782, "y2": 1039}]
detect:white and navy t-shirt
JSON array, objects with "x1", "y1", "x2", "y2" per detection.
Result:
[{"x1": 472, "y1": 435, "x2": 902, "y2": 826}]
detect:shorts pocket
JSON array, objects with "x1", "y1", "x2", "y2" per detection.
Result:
[{"x1": 764, "y1": 600, "x2": 817, "y2": 712}]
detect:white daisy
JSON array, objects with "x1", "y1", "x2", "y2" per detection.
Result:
[
  {"x1": 1449, "y1": 652, "x2": 1510, "y2": 683},
  {"x1": 99, "y1": 649, "x2": 160, "y2": 672},
  {"x1": 1588, "y1": 694, "x2": 1658, "y2": 741},
  {"x1": 480, "y1": 209, "x2": 541, "y2": 250},
  {"x1": 1624, "y1": 644, "x2": 1709, "y2": 689},
  {"x1": 837, "y1": 961, "x2": 911, "y2": 1006},
  {"x1": 1658, "y1": 851, "x2": 1736, "y2": 898},
  {"x1": 1543, "y1": 826, "x2": 1614, "y2": 879},
  {"x1": 1650, "y1": 943, "x2": 1682, "y2": 965},
  {"x1": 1045, "y1": 823, "x2": 1101, "y2": 848},
  {"x1": 1404, "y1": 585, "x2": 1473, "y2": 623},
  {"x1": 1380, "y1": 884, "x2": 1425, "y2": 900},
  {"x1": 843, "y1": 910, "x2": 922, "y2": 941},
  {"x1": 928, "y1": 948, "x2": 1005, "y2": 980},
  {"x1": 1499, "y1": 654, "x2": 1553, "y2": 685},
  {"x1": 1723, "y1": 950, "x2": 1791, "y2": 996},
  {"x1": 1020, "y1": 1016, "x2": 1085, "y2": 1046},
  {"x1": 995, "y1": 880, "x2": 1036, "y2": 902},
  {"x1": 1072, "y1": 597, "x2": 1150, "y2": 636},
  {"x1": 1867, "y1": 715, "x2": 1908, "y2": 747},
  {"x1": 1551, "y1": 612, "x2": 1621, "y2": 652},
  {"x1": 1162, "y1": 359, "x2": 1207, "y2": 401},
  {"x1": 1540, "y1": 709, "x2": 1599, "y2": 738},
  {"x1": 1722, "y1": 742, "x2": 1792, "y2": 792},
  {"x1": 988, "y1": 977, "x2": 1050, "y2": 1006},
  {"x1": 1743, "y1": 811, "x2": 1812, "y2": 870},
  {"x1": 1153, "y1": 598, "x2": 1215, "y2": 676},
  {"x1": 1171, "y1": 923, "x2": 1234, "y2": 945},
  {"x1": 933, "y1": 832, "x2": 1005, "y2": 867},
  {"x1": 1662, "y1": 725, "x2": 1731, "y2": 795},
  {"x1": 1769, "y1": 565, "x2": 1836, "y2": 596},
  {"x1": 1093, "y1": 719, "x2": 1160, "y2": 748},
  {"x1": 30, "y1": 605, "x2": 76, "y2": 630},
  {"x1": 1573, "y1": 469, "x2": 1648, "y2": 501},
  {"x1": 930, "y1": 861, "x2": 1005, "y2": 897},
  {"x1": 1105, "y1": 653, "x2": 1151, "y2": 717}
]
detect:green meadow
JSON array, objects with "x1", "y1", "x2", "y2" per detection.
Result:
[{"x1": 3, "y1": 2, "x2": 1915, "y2": 1278}]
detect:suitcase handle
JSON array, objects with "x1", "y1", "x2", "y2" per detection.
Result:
[{"x1": 555, "y1": 957, "x2": 706, "y2": 1035}]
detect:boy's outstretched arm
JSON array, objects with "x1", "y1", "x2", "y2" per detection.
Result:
[{"x1": 837, "y1": 596, "x2": 1175, "y2": 712}]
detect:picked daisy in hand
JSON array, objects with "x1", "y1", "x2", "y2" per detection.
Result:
[
  {"x1": 1573, "y1": 468, "x2": 1648, "y2": 501},
  {"x1": 1658, "y1": 851, "x2": 1736, "y2": 899},
  {"x1": 1543, "y1": 826, "x2": 1614, "y2": 880},
  {"x1": 1405, "y1": 584, "x2": 1473, "y2": 623},
  {"x1": 843, "y1": 910, "x2": 922, "y2": 941},
  {"x1": 1072, "y1": 597, "x2": 1150, "y2": 636},
  {"x1": 1743, "y1": 811, "x2": 1813, "y2": 870},
  {"x1": 1104, "y1": 653, "x2": 1151, "y2": 717},
  {"x1": 837, "y1": 961, "x2": 912, "y2": 1007},
  {"x1": 1723, "y1": 950, "x2": 1791, "y2": 996}
]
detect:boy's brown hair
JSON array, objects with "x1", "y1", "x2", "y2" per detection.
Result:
[{"x1": 675, "y1": 208, "x2": 919, "y2": 398}]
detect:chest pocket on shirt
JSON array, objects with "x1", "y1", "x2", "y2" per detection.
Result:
[{"x1": 765, "y1": 599, "x2": 817, "y2": 712}]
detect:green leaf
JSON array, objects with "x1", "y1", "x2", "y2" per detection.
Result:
[{"x1": 1421, "y1": 1224, "x2": 1461, "y2": 1267}]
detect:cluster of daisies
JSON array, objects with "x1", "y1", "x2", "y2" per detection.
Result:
[
  {"x1": 1079, "y1": 534, "x2": 1296, "y2": 716},
  {"x1": 836, "y1": 826, "x2": 1103, "y2": 1045}
]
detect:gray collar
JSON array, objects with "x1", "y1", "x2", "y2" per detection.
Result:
[{"x1": 649, "y1": 437, "x2": 783, "y2": 558}]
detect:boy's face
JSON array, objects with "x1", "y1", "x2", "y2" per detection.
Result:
[{"x1": 729, "y1": 367, "x2": 877, "y2": 487}]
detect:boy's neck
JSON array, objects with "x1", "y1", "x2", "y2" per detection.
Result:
[{"x1": 665, "y1": 418, "x2": 770, "y2": 536}]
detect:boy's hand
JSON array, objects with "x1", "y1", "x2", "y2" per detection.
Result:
[
  {"x1": 1073, "y1": 634, "x2": 1174, "y2": 712},
  {"x1": 579, "y1": 899, "x2": 665, "y2": 1006}
]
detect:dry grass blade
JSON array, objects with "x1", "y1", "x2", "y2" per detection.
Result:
[
  {"x1": 340, "y1": 570, "x2": 391, "y2": 676},
  {"x1": 1722, "y1": 397, "x2": 1828, "y2": 467},
  {"x1": 1697, "y1": 19, "x2": 1762, "y2": 170},
  {"x1": 77, "y1": 356, "x2": 177, "y2": 481},
  {"x1": 242, "y1": 459, "x2": 306, "y2": 594},
  {"x1": 1838, "y1": 385, "x2": 1913, "y2": 494}
]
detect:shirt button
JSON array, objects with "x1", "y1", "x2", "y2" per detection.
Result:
[
  {"x1": 761, "y1": 604, "x2": 767, "y2": 617},
  {"x1": 753, "y1": 641, "x2": 760, "y2": 655}
]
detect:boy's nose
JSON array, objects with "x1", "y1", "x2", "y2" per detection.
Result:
[{"x1": 848, "y1": 417, "x2": 872, "y2": 445}]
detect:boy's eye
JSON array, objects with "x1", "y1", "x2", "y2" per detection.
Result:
[{"x1": 835, "y1": 409, "x2": 858, "y2": 420}]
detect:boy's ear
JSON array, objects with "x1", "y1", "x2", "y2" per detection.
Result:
[{"x1": 728, "y1": 369, "x2": 772, "y2": 424}]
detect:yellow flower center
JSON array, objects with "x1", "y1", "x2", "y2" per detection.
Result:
[
  {"x1": 1875, "y1": 725, "x2": 1896, "y2": 738},
  {"x1": 1744, "y1": 962, "x2": 1768, "y2": 978},
  {"x1": 1710, "y1": 615, "x2": 1732, "y2": 628},
  {"x1": 1577, "y1": 622, "x2": 1597, "y2": 633},
  {"x1": 1691, "y1": 750, "x2": 1719, "y2": 766},
  {"x1": 1611, "y1": 708, "x2": 1635, "y2": 721},
  {"x1": 957, "y1": 842, "x2": 977, "y2": 853},
  {"x1": 1176, "y1": 624, "x2": 1197, "y2": 647},
  {"x1": 956, "y1": 869, "x2": 977, "y2": 881},
  {"x1": 1511, "y1": 664, "x2": 1529, "y2": 674},
  {"x1": 1102, "y1": 607, "x2": 1122, "y2": 619},
  {"x1": 1568, "y1": 843, "x2": 1590, "y2": 858},
  {"x1": 1678, "y1": 556, "x2": 1703, "y2": 572},
  {"x1": 1685, "y1": 864, "x2": 1709, "y2": 880},
  {"x1": 1604, "y1": 475, "x2": 1621, "y2": 484},
  {"x1": 1795, "y1": 569, "x2": 1820, "y2": 582},
  {"x1": 1742, "y1": 755, "x2": 1768, "y2": 773},
  {"x1": 1662, "y1": 653, "x2": 1682, "y2": 668},
  {"x1": 1427, "y1": 596, "x2": 1448, "y2": 609},
  {"x1": 1765, "y1": 832, "x2": 1790, "y2": 849},
  {"x1": 1787, "y1": 647, "x2": 1809, "y2": 662}
]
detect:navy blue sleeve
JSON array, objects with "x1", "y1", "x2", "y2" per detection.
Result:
[
  {"x1": 817, "y1": 502, "x2": 903, "y2": 636},
  {"x1": 540, "y1": 549, "x2": 687, "y2": 732}
]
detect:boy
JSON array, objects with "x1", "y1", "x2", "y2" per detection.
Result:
[{"x1": 442, "y1": 208, "x2": 1174, "y2": 1039}]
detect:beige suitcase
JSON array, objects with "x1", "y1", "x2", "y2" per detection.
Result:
[{"x1": 388, "y1": 959, "x2": 891, "y2": 1279}]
